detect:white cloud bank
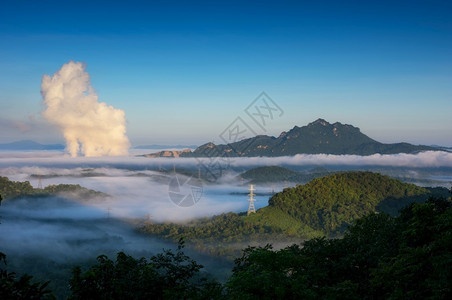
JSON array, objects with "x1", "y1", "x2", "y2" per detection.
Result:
[
  {"x1": 0, "y1": 150, "x2": 451, "y2": 222},
  {"x1": 1, "y1": 151, "x2": 452, "y2": 169},
  {"x1": 228, "y1": 151, "x2": 452, "y2": 168}
]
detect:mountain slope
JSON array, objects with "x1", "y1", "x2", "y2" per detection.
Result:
[
  {"x1": 0, "y1": 176, "x2": 107, "y2": 200},
  {"x1": 186, "y1": 119, "x2": 437, "y2": 157},
  {"x1": 266, "y1": 171, "x2": 437, "y2": 233},
  {"x1": 141, "y1": 171, "x2": 449, "y2": 257},
  {"x1": 0, "y1": 140, "x2": 64, "y2": 150},
  {"x1": 240, "y1": 166, "x2": 333, "y2": 183}
]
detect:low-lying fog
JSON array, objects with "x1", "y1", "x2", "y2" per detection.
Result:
[
  {"x1": 1, "y1": 149, "x2": 452, "y2": 221},
  {"x1": 0, "y1": 196, "x2": 175, "y2": 261},
  {"x1": 0, "y1": 149, "x2": 451, "y2": 290}
]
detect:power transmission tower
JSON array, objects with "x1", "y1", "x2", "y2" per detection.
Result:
[
  {"x1": 145, "y1": 213, "x2": 152, "y2": 224},
  {"x1": 37, "y1": 174, "x2": 43, "y2": 189},
  {"x1": 247, "y1": 184, "x2": 256, "y2": 215}
]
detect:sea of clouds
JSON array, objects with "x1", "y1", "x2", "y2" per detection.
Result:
[
  {"x1": 1, "y1": 149, "x2": 451, "y2": 223},
  {"x1": 0, "y1": 149, "x2": 451, "y2": 282}
]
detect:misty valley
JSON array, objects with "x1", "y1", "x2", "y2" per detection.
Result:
[
  {"x1": 2, "y1": 0, "x2": 452, "y2": 297},
  {"x1": 1, "y1": 150, "x2": 451, "y2": 299}
]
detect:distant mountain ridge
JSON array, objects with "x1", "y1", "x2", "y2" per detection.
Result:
[
  {"x1": 134, "y1": 144, "x2": 198, "y2": 150},
  {"x1": 0, "y1": 140, "x2": 64, "y2": 150},
  {"x1": 141, "y1": 149, "x2": 192, "y2": 158},
  {"x1": 184, "y1": 119, "x2": 438, "y2": 157}
]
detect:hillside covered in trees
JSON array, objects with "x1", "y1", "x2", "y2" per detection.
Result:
[
  {"x1": 225, "y1": 197, "x2": 452, "y2": 299},
  {"x1": 0, "y1": 176, "x2": 107, "y2": 200},
  {"x1": 142, "y1": 171, "x2": 449, "y2": 257},
  {"x1": 239, "y1": 166, "x2": 333, "y2": 184},
  {"x1": 1, "y1": 172, "x2": 450, "y2": 298},
  {"x1": 266, "y1": 171, "x2": 447, "y2": 233},
  {"x1": 2, "y1": 197, "x2": 451, "y2": 299}
]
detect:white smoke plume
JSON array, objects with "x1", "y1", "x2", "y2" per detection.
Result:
[{"x1": 41, "y1": 61, "x2": 130, "y2": 157}]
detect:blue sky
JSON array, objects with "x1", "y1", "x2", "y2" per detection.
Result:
[{"x1": 0, "y1": 0, "x2": 451, "y2": 146}]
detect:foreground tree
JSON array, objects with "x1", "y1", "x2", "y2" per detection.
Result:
[
  {"x1": 371, "y1": 197, "x2": 452, "y2": 298},
  {"x1": 1, "y1": 252, "x2": 54, "y2": 299},
  {"x1": 3, "y1": 190, "x2": 450, "y2": 299},
  {"x1": 226, "y1": 197, "x2": 452, "y2": 299},
  {"x1": 69, "y1": 239, "x2": 223, "y2": 300}
]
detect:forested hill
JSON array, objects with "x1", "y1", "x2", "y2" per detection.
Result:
[
  {"x1": 0, "y1": 176, "x2": 106, "y2": 200},
  {"x1": 185, "y1": 119, "x2": 437, "y2": 157},
  {"x1": 266, "y1": 171, "x2": 447, "y2": 233},
  {"x1": 240, "y1": 165, "x2": 333, "y2": 183},
  {"x1": 5, "y1": 198, "x2": 452, "y2": 299},
  {"x1": 142, "y1": 171, "x2": 449, "y2": 258}
]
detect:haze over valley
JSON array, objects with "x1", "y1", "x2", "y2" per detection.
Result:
[{"x1": 1, "y1": 1, "x2": 451, "y2": 298}]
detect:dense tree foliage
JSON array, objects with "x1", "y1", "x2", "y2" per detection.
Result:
[
  {"x1": 240, "y1": 166, "x2": 333, "y2": 184},
  {"x1": 2, "y1": 174, "x2": 451, "y2": 298},
  {"x1": 142, "y1": 172, "x2": 446, "y2": 257},
  {"x1": 2, "y1": 187, "x2": 451, "y2": 298},
  {"x1": 268, "y1": 171, "x2": 439, "y2": 234},
  {"x1": 0, "y1": 176, "x2": 34, "y2": 199},
  {"x1": 68, "y1": 240, "x2": 222, "y2": 300},
  {"x1": 141, "y1": 212, "x2": 291, "y2": 258},
  {"x1": 0, "y1": 252, "x2": 54, "y2": 300},
  {"x1": 14, "y1": 196, "x2": 449, "y2": 299},
  {"x1": 226, "y1": 197, "x2": 452, "y2": 299},
  {"x1": 0, "y1": 176, "x2": 106, "y2": 200}
]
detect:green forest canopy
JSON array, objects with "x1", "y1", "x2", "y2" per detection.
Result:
[
  {"x1": 1, "y1": 172, "x2": 451, "y2": 298},
  {"x1": 142, "y1": 171, "x2": 449, "y2": 257},
  {"x1": 3, "y1": 197, "x2": 451, "y2": 299},
  {"x1": 239, "y1": 165, "x2": 333, "y2": 184},
  {"x1": 0, "y1": 176, "x2": 107, "y2": 200}
]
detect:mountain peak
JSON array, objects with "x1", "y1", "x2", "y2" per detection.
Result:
[
  {"x1": 308, "y1": 118, "x2": 330, "y2": 127},
  {"x1": 187, "y1": 119, "x2": 437, "y2": 157}
]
